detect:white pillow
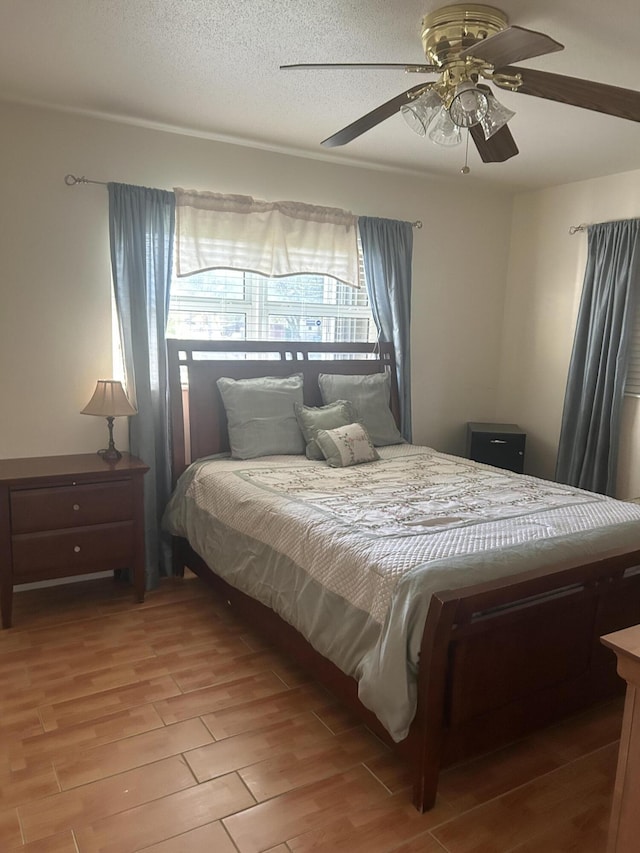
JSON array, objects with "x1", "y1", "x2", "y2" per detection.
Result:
[{"x1": 315, "y1": 422, "x2": 380, "y2": 468}]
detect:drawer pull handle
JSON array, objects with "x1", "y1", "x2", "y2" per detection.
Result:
[
  {"x1": 73, "y1": 504, "x2": 80, "y2": 511},
  {"x1": 489, "y1": 439, "x2": 507, "y2": 444},
  {"x1": 73, "y1": 545, "x2": 81, "y2": 553}
]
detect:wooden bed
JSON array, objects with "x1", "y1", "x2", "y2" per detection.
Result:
[{"x1": 167, "y1": 338, "x2": 640, "y2": 812}]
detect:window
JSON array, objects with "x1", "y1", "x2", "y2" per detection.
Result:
[
  {"x1": 166, "y1": 269, "x2": 376, "y2": 345},
  {"x1": 626, "y1": 299, "x2": 640, "y2": 397}
]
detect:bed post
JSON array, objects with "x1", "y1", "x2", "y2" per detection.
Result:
[
  {"x1": 411, "y1": 592, "x2": 459, "y2": 812},
  {"x1": 167, "y1": 339, "x2": 186, "y2": 486}
]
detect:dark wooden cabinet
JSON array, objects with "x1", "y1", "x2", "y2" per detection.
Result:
[
  {"x1": 0, "y1": 453, "x2": 149, "y2": 628},
  {"x1": 466, "y1": 422, "x2": 526, "y2": 473}
]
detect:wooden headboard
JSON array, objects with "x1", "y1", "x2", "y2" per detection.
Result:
[{"x1": 167, "y1": 339, "x2": 399, "y2": 482}]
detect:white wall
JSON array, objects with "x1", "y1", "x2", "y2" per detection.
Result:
[
  {"x1": 498, "y1": 171, "x2": 640, "y2": 499},
  {"x1": 0, "y1": 101, "x2": 514, "y2": 461}
]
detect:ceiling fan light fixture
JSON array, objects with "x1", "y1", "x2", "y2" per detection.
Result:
[
  {"x1": 400, "y1": 88, "x2": 442, "y2": 136},
  {"x1": 428, "y1": 106, "x2": 462, "y2": 147},
  {"x1": 449, "y1": 81, "x2": 489, "y2": 128},
  {"x1": 480, "y1": 90, "x2": 516, "y2": 139}
]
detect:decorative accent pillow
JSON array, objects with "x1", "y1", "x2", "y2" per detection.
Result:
[
  {"x1": 315, "y1": 422, "x2": 380, "y2": 468},
  {"x1": 216, "y1": 373, "x2": 305, "y2": 459},
  {"x1": 294, "y1": 400, "x2": 357, "y2": 460},
  {"x1": 318, "y1": 372, "x2": 404, "y2": 447}
]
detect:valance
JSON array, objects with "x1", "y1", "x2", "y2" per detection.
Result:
[{"x1": 174, "y1": 188, "x2": 361, "y2": 287}]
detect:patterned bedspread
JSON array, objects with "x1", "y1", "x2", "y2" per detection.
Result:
[{"x1": 163, "y1": 444, "x2": 640, "y2": 740}]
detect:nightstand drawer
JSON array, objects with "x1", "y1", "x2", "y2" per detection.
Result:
[
  {"x1": 466, "y1": 422, "x2": 526, "y2": 474},
  {"x1": 10, "y1": 480, "x2": 134, "y2": 534},
  {"x1": 471, "y1": 433, "x2": 525, "y2": 470},
  {"x1": 12, "y1": 521, "x2": 135, "y2": 579}
]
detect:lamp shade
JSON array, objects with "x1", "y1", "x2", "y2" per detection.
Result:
[
  {"x1": 401, "y1": 88, "x2": 442, "y2": 136},
  {"x1": 428, "y1": 107, "x2": 462, "y2": 147},
  {"x1": 449, "y1": 82, "x2": 489, "y2": 128},
  {"x1": 81, "y1": 380, "x2": 137, "y2": 417},
  {"x1": 480, "y1": 91, "x2": 516, "y2": 139}
]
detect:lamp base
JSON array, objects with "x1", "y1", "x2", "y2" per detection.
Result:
[
  {"x1": 97, "y1": 416, "x2": 122, "y2": 463},
  {"x1": 98, "y1": 447, "x2": 122, "y2": 463}
]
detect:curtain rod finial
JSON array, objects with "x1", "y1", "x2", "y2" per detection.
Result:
[{"x1": 64, "y1": 174, "x2": 107, "y2": 186}]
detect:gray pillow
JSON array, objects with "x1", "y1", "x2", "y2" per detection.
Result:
[
  {"x1": 315, "y1": 422, "x2": 380, "y2": 468},
  {"x1": 294, "y1": 400, "x2": 357, "y2": 460},
  {"x1": 216, "y1": 373, "x2": 305, "y2": 459},
  {"x1": 318, "y1": 372, "x2": 404, "y2": 447}
]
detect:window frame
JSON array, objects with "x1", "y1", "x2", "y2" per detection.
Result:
[{"x1": 166, "y1": 268, "x2": 376, "y2": 345}]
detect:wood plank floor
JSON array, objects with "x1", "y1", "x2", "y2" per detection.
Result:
[{"x1": 0, "y1": 572, "x2": 622, "y2": 853}]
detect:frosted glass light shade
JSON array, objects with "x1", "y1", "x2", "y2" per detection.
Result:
[
  {"x1": 449, "y1": 82, "x2": 488, "y2": 128},
  {"x1": 481, "y1": 91, "x2": 516, "y2": 139},
  {"x1": 428, "y1": 107, "x2": 462, "y2": 147},
  {"x1": 81, "y1": 380, "x2": 137, "y2": 417},
  {"x1": 400, "y1": 88, "x2": 442, "y2": 136}
]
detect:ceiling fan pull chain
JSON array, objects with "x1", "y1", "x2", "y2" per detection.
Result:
[{"x1": 461, "y1": 130, "x2": 471, "y2": 174}]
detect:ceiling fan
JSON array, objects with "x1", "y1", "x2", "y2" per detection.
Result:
[{"x1": 281, "y1": 3, "x2": 640, "y2": 165}]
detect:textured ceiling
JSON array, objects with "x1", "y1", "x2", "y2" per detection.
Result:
[{"x1": 1, "y1": 0, "x2": 639, "y2": 190}]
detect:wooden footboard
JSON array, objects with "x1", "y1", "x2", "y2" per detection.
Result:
[
  {"x1": 409, "y1": 548, "x2": 640, "y2": 810},
  {"x1": 174, "y1": 535, "x2": 640, "y2": 811}
]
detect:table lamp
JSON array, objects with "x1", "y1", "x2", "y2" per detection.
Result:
[{"x1": 81, "y1": 380, "x2": 137, "y2": 462}]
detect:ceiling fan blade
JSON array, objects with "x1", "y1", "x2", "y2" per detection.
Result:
[
  {"x1": 498, "y1": 66, "x2": 640, "y2": 123},
  {"x1": 281, "y1": 62, "x2": 437, "y2": 73},
  {"x1": 470, "y1": 124, "x2": 519, "y2": 163},
  {"x1": 460, "y1": 25, "x2": 563, "y2": 67},
  {"x1": 321, "y1": 83, "x2": 432, "y2": 147}
]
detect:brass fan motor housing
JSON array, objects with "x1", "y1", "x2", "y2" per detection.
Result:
[{"x1": 421, "y1": 4, "x2": 508, "y2": 69}]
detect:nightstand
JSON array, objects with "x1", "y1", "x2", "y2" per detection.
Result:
[
  {"x1": 0, "y1": 453, "x2": 149, "y2": 628},
  {"x1": 466, "y1": 422, "x2": 526, "y2": 473}
]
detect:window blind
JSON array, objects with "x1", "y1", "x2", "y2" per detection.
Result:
[
  {"x1": 166, "y1": 267, "x2": 375, "y2": 348},
  {"x1": 626, "y1": 299, "x2": 640, "y2": 396}
]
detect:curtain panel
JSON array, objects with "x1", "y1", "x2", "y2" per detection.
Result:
[
  {"x1": 555, "y1": 219, "x2": 640, "y2": 495},
  {"x1": 108, "y1": 182, "x2": 176, "y2": 587},
  {"x1": 174, "y1": 188, "x2": 361, "y2": 288},
  {"x1": 359, "y1": 216, "x2": 413, "y2": 441}
]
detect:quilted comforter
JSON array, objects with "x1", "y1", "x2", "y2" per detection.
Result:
[{"x1": 163, "y1": 444, "x2": 640, "y2": 740}]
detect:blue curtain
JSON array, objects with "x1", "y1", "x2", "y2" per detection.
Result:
[
  {"x1": 108, "y1": 183, "x2": 176, "y2": 587},
  {"x1": 555, "y1": 219, "x2": 640, "y2": 495},
  {"x1": 359, "y1": 217, "x2": 413, "y2": 441}
]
